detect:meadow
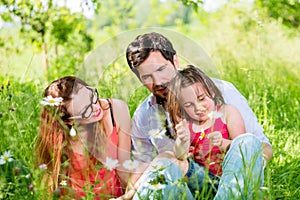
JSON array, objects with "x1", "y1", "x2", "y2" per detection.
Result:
[{"x1": 0, "y1": 6, "x2": 299, "y2": 200}]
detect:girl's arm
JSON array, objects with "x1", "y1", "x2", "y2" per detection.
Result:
[
  {"x1": 226, "y1": 104, "x2": 246, "y2": 137},
  {"x1": 216, "y1": 104, "x2": 246, "y2": 151},
  {"x1": 225, "y1": 104, "x2": 273, "y2": 162}
]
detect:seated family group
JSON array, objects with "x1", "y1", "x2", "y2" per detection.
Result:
[{"x1": 36, "y1": 32, "x2": 273, "y2": 199}]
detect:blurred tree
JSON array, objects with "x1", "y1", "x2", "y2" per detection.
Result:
[
  {"x1": 93, "y1": 0, "x2": 198, "y2": 33},
  {"x1": 93, "y1": 0, "x2": 136, "y2": 35},
  {"x1": 144, "y1": 0, "x2": 194, "y2": 26},
  {"x1": 178, "y1": 0, "x2": 203, "y2": 11},
  {"x1": 256, "y1": 0, "x2": 300, "y2": 28},
  {"x1": 0, "y1": 0, "x2": 100, "y2": 80}
]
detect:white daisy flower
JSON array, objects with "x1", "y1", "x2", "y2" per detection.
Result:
[
  {"x1": 208, "y1": 111, "x2": 223, "y2": 120},
  {"x1": 60, "y1": 180, "x2": 67, "y2": 186},
  {"x1": 40, "y1": 96, "x2": 63, "y2": 106},
  {"x1": 123, "y1": 159, "x2": 139, "y2": 170},
  {"x1": 148, "y1": 183, "x2": 167, "y2": 191},
  {"x1": 149, "y1": 129, "x2": 166, "y2": 140},
  {"x1": 199, "y1": 128, "x2": 206, "y2": 140},
  {"x1": 39, "y1": 163, "x2": 47, "y2": 170},
  {"x1": 105, "y1": 157, "x2": 119, "y2": 171},
  {"x1": 0, "y1": 150, "x2": 14, "y2": 165}
]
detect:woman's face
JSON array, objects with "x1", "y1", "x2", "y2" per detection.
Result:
[
  {"x1": 180, "y1": 83, "x2": 215, "y2": 123},
  {"x1": 67, "y1": 85, "x2": 103, "y2": 124}
]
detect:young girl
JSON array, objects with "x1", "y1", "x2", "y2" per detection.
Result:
[
  {"x1": 35, "y1": 76, "x2": 131, "y2": 199},
  {"x1": 167, "y1": 65, "x2": 246, "y2": 176}
]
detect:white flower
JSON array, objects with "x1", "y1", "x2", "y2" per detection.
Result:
[
  {"x1": 0, "y1": 151, "x2": 14, "y2": 165},
  {"x1": 39, "y1": 164, "x2": 47, "y2": 170},
  {"x1": 148, "y1": 183, "x2": 167, "y2": 191},
  {"x1": 149, "y1": 129, "x2": 166, "y2": 140},
  {"x1": 123, "y1": 159, "x2": 139, "y2": 170},
  {"x1": 40, "y1": 96, "x2": 63, "y2": 106},
  {"x1": 208, "y1": 111, "x2": 223, "y2": 120},
  {"x1": 199, "y1": 128, "x2": 205, "y2": 140},
  {"x1": 60, "y1": 180, "x2": 67, "y2": 186},
  {"x1": 105, "y1": 157, "x2": 119, "y2": 171}
]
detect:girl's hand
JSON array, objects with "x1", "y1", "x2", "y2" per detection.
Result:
[
  {"x1": 207, "y1": 131, "x2": 223, "y2": 146},
  {"x1": 175, "y1": 119, "x2": 190, "y2": 143},
  {"x1": 174, "y1": 119, "x2": 190, "y2": 160}
]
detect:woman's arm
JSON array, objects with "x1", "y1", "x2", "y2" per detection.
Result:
[{"x1": 113, "y1": 99, "x2": 132, "y2": 188}]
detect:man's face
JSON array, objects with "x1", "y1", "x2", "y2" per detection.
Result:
[{"x1": 137, "y1": 51, "x2": 178, "y2": 99}]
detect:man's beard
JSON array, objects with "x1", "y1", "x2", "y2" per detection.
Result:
[
  {"x1": 155, "y1": 94, "x2": 167, "y2": 106},
  {"x1": 153, "y1": 85, "x2": 169, "y2": 107}
]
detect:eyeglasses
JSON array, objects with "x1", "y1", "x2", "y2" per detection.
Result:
[{"x1": 69, "y1": 86, "x2": 99, "y2": 120}]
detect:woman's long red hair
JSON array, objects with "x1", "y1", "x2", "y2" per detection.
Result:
[{"x1": 35, "y1": 76, "x2": 88, "y2": 192}]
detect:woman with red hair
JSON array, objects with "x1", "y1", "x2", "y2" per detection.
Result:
[{"x1": 36, "y1": 76, "x2": 131, "y2": 199}]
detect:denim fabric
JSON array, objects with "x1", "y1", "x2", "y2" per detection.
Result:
[
  {"x1": 214, "y1": 133, "x2": 264, "y2": 200},
  {"x1": 132, "y1": 158, "x2": 193, "y2": 200},
  {"x1": 133, "y1": 133, "x2": 264, "y2": 199},
  {"x1": 186, "y1": 158, "x2": 220, "y2": 198}
]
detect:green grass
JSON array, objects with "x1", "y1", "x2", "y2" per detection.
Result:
[{"x1": 0, "y1": 10, "x2": 299, "y2": 200}]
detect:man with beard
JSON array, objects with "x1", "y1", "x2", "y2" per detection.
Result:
[{"x1": 125, "y1": 32, "x2": 273, "y2": 199}]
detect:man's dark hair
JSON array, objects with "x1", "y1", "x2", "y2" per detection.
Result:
[{"x1": 126, "y1": 32, "x2": 176, "y2": 78}]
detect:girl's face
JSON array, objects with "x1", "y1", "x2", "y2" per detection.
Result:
[
  {"x1": 67, "y1": 86, "x2": 103, "y2": 124},
  {"x1": 180, "y1": 83, "x2": 215, "y2": 123}
]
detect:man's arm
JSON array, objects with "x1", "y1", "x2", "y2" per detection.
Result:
[
  {"x1": 131, "y1": 118, "x2": 155, "y2": 162},
  {"x1": 262, "y1": 142, "x2": 273, "y2": 161}
]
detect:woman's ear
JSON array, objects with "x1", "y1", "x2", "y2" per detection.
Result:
[
  {"x1": 63, "y1": 118, "x2": 73, "y2": 126},
  {"x1": 65, "y1": 121, "x2": 72, "y2": 126},
  {"x1": 173, "y1": 55, "x2": 179, "y2": 69}
]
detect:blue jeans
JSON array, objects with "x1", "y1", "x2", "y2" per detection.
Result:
[
  {"x1": 214, "y1": 133, "x2": 264, "y2": 199},
  {"x1": 133, "y1": 133, "x2": 263, "y2": 199},
  {"x1": 187, "y1": 133, "x2": 264, "y2": 199},
  {"x1": 132, "y1": 158, "x2": 193, "y2": 200},
  {"x1": 185, "y1": 158, "x2": 220, "y2": 199}
]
